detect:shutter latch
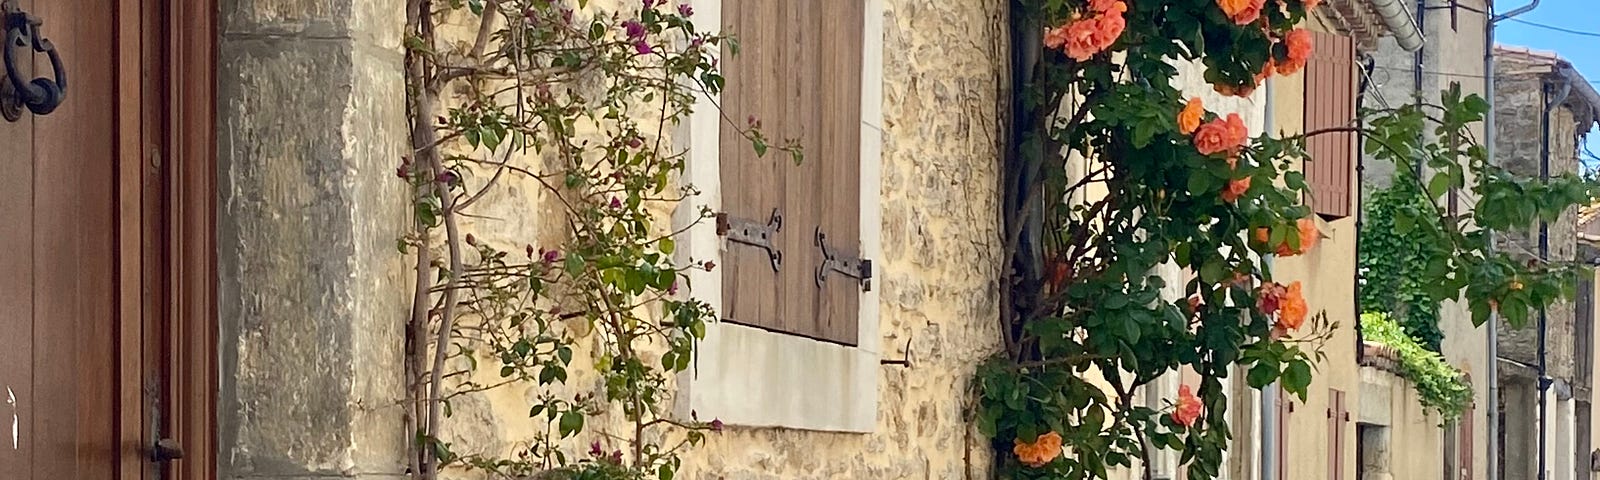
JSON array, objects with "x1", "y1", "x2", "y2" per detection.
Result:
[
  {"x1": 716, "y1": 208, "x2": 782, "y2": 271},
  {"x1": 814, "y1": 227, "x2": 872, "y2": 292}
]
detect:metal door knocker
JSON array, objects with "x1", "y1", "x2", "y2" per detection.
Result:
[{"x1": 2, "y1": 0, "x2": 66, "y2": 122}]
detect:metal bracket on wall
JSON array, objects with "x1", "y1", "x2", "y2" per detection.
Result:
[
  {"x1": 814, "y1": 227, "x2": 872, "y2": 292},
  {"x1": 716, "y1": 209, "x2": 782, "y2": 271}
]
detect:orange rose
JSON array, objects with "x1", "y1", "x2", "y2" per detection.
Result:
[
  {"x1": 1217, "y1": 0, "x2": 1265, "y2": 25},
  {"x1": 1277, "y1": 281, "x2": 1308, "y2": 332},
  {"x1": 1222, "y1": 176, "x2": 1252, "y2": 202},
  {"x1": 1089, "y1": 0, "x2": 1126, "y2": 13},
  {"x1": 1013, "y1": 431, "x2": 1064, "y2": 467},
  {"x1": 1303, "y1": 0, "x2": 1322, "y2": 9},
  {"x1": 1192, "y1": 119, "x2": 1235, "y2": 156},
  {"x1": 1223, "y1": 113, "x2": 1249, "y2": 148},
  {"x1": 1044, "y1": 24, "x2": 1072, "y2": 50},
  {"x1": 1090, "y1": 10, "x2": 1127, "y2": 50},
  {"x1": 1283, "y1": 216, "x2": 1319, "y2": 255},
  {"x1": 1172, "y1": 385, "x2": 1203, "y2": 427},
  {"x1": 1178, "y1": 97, "x2": 1204, "y2": 135},
  {"x1": 1277, "y1": 29, "x2": 1314, "y2": 75},
  {"x1": 1061, "y1": 19, "x2": 1103, "y2": 61}
]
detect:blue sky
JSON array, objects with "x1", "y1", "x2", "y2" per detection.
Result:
[{"x1": 1495, "y1": 0, "x2": 1600, "y2": 169}]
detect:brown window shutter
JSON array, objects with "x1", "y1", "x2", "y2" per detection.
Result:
[
  {"x1": 1329, "y1": 389, "x2": 1347, "y2": 480},
  {"x1": 1303, "y1": 31, "x2": 1356, "y2": 218},
  {"x1": 1461, "y1": 401, "x2": 1475, "y2": 480},
  {"x1": 1278, "y1": 388, "x2": 1293, "y2": 480},
  {"x1": 719, "y1": 0, "x2": 865, "y2": 345}
]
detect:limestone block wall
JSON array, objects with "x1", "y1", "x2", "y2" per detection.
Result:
[{"x1": 1493, "y1": 52, "x2": 1581, "y2": 383}]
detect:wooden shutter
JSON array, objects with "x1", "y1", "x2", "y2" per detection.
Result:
[
  {"x1": 718, "y1": 0, "x2": 865, "y2": 345},
  {"x1": 1461, "y1": 400, "x2": 1476, "y2": 480},
  {"x1": 1329, "y1": 389, "x2": 1349, "y2": 480},
  {"x1": 1278, "y1": 388, "x2": 1293, "y2": 480},
  {"x1": 1303, "y1": 31, "x2": 1356, "y2": 218}
]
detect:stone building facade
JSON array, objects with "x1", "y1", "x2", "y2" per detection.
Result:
[{"x1": 1491, "y1": 45, "x2": 1600, "y2": 480}]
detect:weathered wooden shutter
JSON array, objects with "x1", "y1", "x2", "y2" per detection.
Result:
[
  {"x1": 718, "y1": 0, "x2": 866, "y2": 345},
  {"x1": 1303, "y1": 31, "x2": 1356, "y2": 218},
  {"x1": 1278, "y1": 388, "x2": 1293, "y2": 480},
  {"x1": 1461, "y1": 391, "x2": 1475, "y2": 480},
  {"x1": 1329, "y1": 389, "x2": 1349, "y2": 480}
]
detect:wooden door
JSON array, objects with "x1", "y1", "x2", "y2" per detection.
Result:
[{"x1": 0, "y1": 0, "x2": 215, "y2": 478}]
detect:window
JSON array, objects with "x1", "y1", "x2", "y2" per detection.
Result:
[
  {"x1": 672, "y1": 0, "x2": 883, "y2": 432},
  {"x1": 717, "y1": 0, "x2": 867, "y2": 345},
  {"x1": 1303, "y1": 31, "x2": 1356, "y2": 218}
]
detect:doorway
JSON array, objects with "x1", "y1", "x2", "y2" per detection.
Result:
[{"x1": 0, "y1": 0, "x2": 215, "y2": 478}]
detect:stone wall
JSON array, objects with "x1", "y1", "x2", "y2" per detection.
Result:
[
  {"x1": 1493, "y1": 49, "x2": 1582, "y2": 384},
  {"x1": 216, "y1": 0, "x2": 413, "y2": 477}
]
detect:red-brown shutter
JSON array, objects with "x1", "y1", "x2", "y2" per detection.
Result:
[
  {"x1": 1303, "y1": 31, "x2": 1356, "y2": 218},
  {"x1": 718, "y1": 0, "x2": 864, "y2": 345},
  {"x1": 1461, "y1": 399, "x2": 1476, "y2": 480},
  {"x1": 1329, "y1": 389, "x2": 1348, "y2": 480},
  {"x1": 1279, "y1": 388, "x2": 1293, "y2": 480}
]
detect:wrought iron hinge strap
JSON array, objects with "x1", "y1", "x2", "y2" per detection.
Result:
[
  {"x1": 814, "y1": 227, "x2": 872, "y2": 292},
  {"x1": 715, "y1": 208, "x2": 782, "y2": 272}
]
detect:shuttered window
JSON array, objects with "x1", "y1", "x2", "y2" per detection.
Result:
[
  {"x1": 1278, "y1": 388, "x2": 1293, "y2": 480},
  {"x1": 717, "y1": 0, "x2": 866, "y2": 345},
  {"x1": 1303, "y1": 31, "x2": 1356, "y2": 218},
  {"x1": 1329, "y1": 389, "x2": 1349, "y2": 480}
]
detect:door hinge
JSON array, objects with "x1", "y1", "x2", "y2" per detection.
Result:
[
  {"x1": 715, "y1": 208, "x2": 782, "y2": 271},
  {"x1": 814, "y1": 227, "x2": 872, "y2": 292}
]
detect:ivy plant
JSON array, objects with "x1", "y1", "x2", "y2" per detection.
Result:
[
  {"x1": 1359, "y1": 181, "x2": 1447, "y2": 350},
  {"x1": 1360, "y1": 312, "x2": 1472, "y2": 421}
]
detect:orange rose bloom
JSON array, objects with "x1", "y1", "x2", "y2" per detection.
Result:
[
  {"x1": 1255, "y1": 59, "x2": 1275, "y2": 85},
  {"x1": 1178, "y1": 97, "x2": 1204, "y2": 135},
  {"x1": 1277, "y1": 29, "x2": 1314, "y2": 75},
  {"x1": 1257, "y1": 281, "x2": 1287, "y2": 316},
  {"x1": 1303, "y1": 0, "x2": 1322, "y2": 9},
  {"x1": 1061, "y1": 19, "x2": 1103, "y2": 61},
  {"x1": 1223, "y1": 113, "x2": 1249, "y2": 148},
  {"x1": 1090, "y1": 10, "x2": 1127, "y2": 49},
  {"x1": 1192, "y1": 118, "x2": 1237, "y2": 156},
  {"x1": 1217, "y1": 0, "x2": 1265, "y2": 25},
  {"x1": 1172, "y1": 385, "x2": 1203, "y2": 427},
  {"x1": 1013, "y1": 431, "x2": 1064, "y2": 467},
  {"x1": 1276, "y1": 281, "x2": 1308, "y2": 332},
  {"x1": 1278, "y1": 216, "x2": 1319, "y2": 255},
  {"x1": 1222, "y1": 176, "x2": 1252, "y2": 202},
  {"x1": 1089, "y1": 0, "x2": 1126, "y2": 13},
  {"x1": 1044, "y1": 24, "x2": 1072, "y2": 50}
]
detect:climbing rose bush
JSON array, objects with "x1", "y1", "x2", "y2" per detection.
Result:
[{"x1": 977, "y1": 0, "x2": 1594, "y2": 478}]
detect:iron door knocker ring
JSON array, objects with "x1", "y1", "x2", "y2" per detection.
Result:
[{"x1": 2, "y1": 0, "x2": 66, "y2": 122}]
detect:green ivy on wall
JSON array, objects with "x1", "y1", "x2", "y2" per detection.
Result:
[
  {"x1": 1359, "y1": 181, "x2": 1446, "y2": 350},
  {"x1": 1360, "y1": 312, "x2": 1473, "y2": 421}
]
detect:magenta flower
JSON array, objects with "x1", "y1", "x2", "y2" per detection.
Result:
[
  {"x1": 609, "y1": 197, "x2": 624, "y2": 209},
  {"x1": 667, "y1": 280, "x2": 679, "y2": 295},
  {"x1": 589, "y1": 441, "x2": 604, "y2": 457},
  {"x1": 633, "y1": 40, "x2": 654, "y2": 55},
  {"x1": 678, "y1": 3, "x2": 694, "y2": 16},
  {"x1": 541, "y1": 248, "x2": 561, "y2": 265},
  {"x1": 623, "y1": 19, "x2": 646, "y2": 41},
  {"x1": 710, "y1": 419, "x2": 724, "y2": 432},
  {"x1": 642, "y1": 0, "x2": 657, "y2": 9}
]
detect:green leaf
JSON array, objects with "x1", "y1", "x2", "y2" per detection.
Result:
[
  {"x1": 558, "y1": 411, "x2": 585, "y2": 438},
  {"x1": 1246, "y1": 362, "x2": 1278, "y2": 388}
]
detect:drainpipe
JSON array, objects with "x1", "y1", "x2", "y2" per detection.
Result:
[
  {"x1": 1261, "y1": 76, "x2": 1277, "y2": 480},
  {"x1": 1488, "y1": 5, "x2": 1542, "y2": 480},
  {"x1": 1356, "y1": 54, "x2": 1377, "y2": 365},
  {"x1": 1371, "y1": 0, "x2": 1426, "y2": 51}
]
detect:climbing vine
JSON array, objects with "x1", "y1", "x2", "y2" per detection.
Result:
[
  {"x1": 984, "y1": 1, "x2": 1599, "y2": 479},
  {"x1": 397, "y1": 1, "x2": 780, "y2": 479},
  {"x1": 1358, "y1": 181, "x2": 1447, "y2": 350},
  {"x1": 1360, "y1": 312, "x2": 1472, "y2": 421}
]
